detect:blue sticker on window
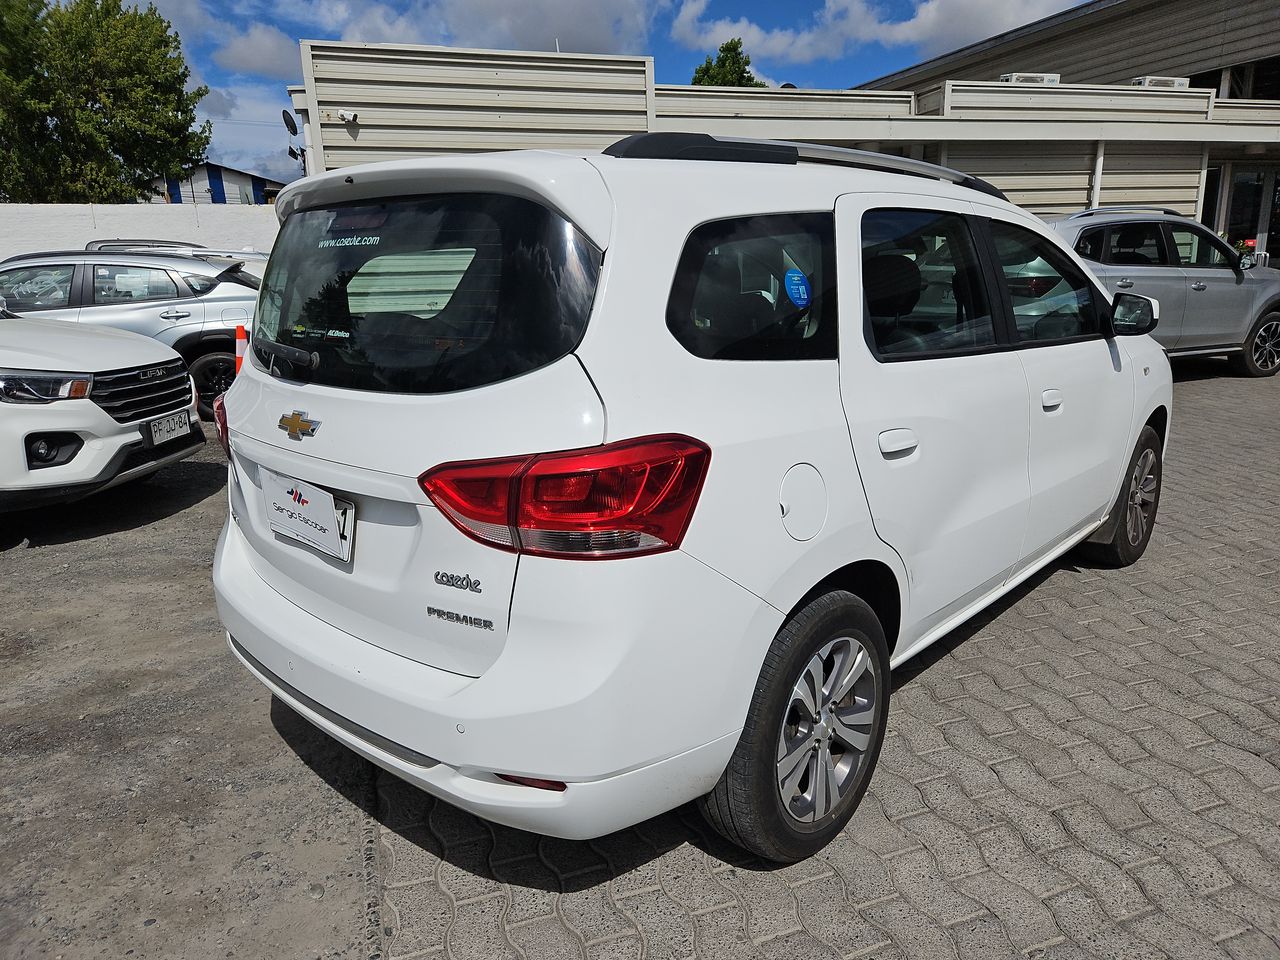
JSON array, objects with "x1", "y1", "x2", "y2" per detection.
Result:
[{"x1": 784, "y1": 269, "x2": 811, "y2": 308}]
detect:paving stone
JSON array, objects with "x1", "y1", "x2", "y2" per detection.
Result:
[
  {"x1": 862, "y1": 896, "x2": 958, "y2": 960},
  {"x1": 791, "y1": 880, "x2": 889, "y2": 956}
]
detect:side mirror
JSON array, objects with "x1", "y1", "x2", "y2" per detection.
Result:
[{"x1": 1111, "y1": 292, "x2": 1159, "y2": 336}]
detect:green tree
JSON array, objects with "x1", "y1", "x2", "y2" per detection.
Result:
[
  {"x1": 0, "y1": 0, "x2": 210, "y2": 202},
  {"x1": 691, "y1": 38, "x2": 767, "y2": 88}
]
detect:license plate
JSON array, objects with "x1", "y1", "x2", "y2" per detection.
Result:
[
  {"x1": 261, "y1": 468, "x2": 354, "y2": 562},
  {"x1": 148, "y1": 411, "x2": 189, "y2": 446}
]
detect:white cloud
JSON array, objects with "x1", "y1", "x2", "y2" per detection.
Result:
[
  {"x1": 201, "y1": 87, "x2": 239, "y2": 118},
  {"x1": 213, "y1": 23, "x2": 303, "y2": 80},
  {"x1": 671, "y1": 0, "x2": 1085, "y2": 65},
  {"x1": 198, "y1": 80, "x2": 302, "y2": 184}
]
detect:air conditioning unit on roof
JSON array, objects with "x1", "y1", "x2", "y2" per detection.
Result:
[
  {"x1": 1131, "y1": 76, "x2": 1190, "y2": 88},
  {"x1": 998, "y1": 72, "x2": 1060, "y2": 84}
]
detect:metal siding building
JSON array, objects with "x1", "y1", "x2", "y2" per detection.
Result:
[{"x1": 288, "y1": 1, "x2": 1280, "y2": 251}]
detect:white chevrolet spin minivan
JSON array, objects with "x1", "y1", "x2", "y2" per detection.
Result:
[{"x1": 213, "y1": 134, "x2": 1172, "y2": 862}]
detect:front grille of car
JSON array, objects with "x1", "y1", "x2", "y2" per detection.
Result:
[{"x1": 92, "y1": 359, "x2": 193, "y2": 424}]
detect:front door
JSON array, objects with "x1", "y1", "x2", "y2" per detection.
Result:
[
  {"x1": 836, "y1": 195, "x2": 1030, "y2": 645},
  {"x1": 983, "y1": 217, "x2": 1135, "y2": 564},
  {"x1": 1164, "y1": 224, "x2": 1255, "y2": 350}
]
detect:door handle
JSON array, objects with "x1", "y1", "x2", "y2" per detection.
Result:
[
  {"x1": 1116, "y1": 278, "x2": 1134, "y2": 289},
  {"x1": 878, "y1": 428, "x2": 919, "y2": 457},
  {"x1": 1191, "y1": 281, "x2": 1207, "y2": 291},
  {"x1": 159, "y1": 310, "x2": 191, "y2": 320},
  {"x1": 1041, "y1": 389, "x2": 1063, "y2": 411}
]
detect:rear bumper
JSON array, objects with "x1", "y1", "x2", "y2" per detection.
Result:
[{"x1": 213, "y1": 514, "x2": 782, "y2": 838}]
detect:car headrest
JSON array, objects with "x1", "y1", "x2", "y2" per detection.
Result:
[
  {"x1": 1116, "y1": 226, "x2": 1152, "y2": 250},
  {"x1": 864, "y1": 254, "x2": 921, "y2": 318}
]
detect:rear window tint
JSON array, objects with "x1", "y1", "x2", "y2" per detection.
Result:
[
  {"x1": 666, "y1": 213, "x2": 837, "y2": 361},
  {"x1": 252, "y1": 195, "x2": 601, "y2": 394}
]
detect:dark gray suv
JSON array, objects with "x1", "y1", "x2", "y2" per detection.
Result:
[
  {"x1": 1048, "y1": 207, "x2": 1280, "y2": 376},
  {"x1": 0, "y1": 250, "x2": 259, "y2": 413}
]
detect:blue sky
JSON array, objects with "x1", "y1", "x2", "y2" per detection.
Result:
[{"x1": 152, "y1": 0, "x2": 1088, "y2": 183}]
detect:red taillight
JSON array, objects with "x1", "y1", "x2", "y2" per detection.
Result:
[
  {"x1": 212, "y1": 394, "x2": 231, "y2": 458},
  {"x1": 419, "y1": 435, "x2": 711, "y2": 560},
  {"x1": 496, "y1": 774, "x2": 567, "y2": 792}
]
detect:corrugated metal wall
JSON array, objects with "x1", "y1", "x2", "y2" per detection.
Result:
[
  {"x1": 1094, "y1": 142, "x2": 1204, "y2": 213},
  {"x1": 303, "y1": 42, "x2": 651, "y2": 169},
  {"x1": 943, "y1": 142, "x2": 1097, "y2": 215},
  {"x1": 924, "y1": 81, "x2": 1213, "y2": 122},
  {"x1": 654, "y1": 85, "x2": 913, "y2": 121},
  {"x1": 866, "y1": 0, "x2": 1280, "y2": 90}
]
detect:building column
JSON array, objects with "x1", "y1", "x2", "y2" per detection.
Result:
[{"x1": 1089, "y1": 140, "x2": 1105, "y2": 209}]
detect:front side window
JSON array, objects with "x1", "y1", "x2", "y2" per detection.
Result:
[
  {"x1": 253, "y1": 194, "x2": 601, "y2": 394},
  {"x1": 92, "y1": 265, "x2": 178, "y2": 304},
  {"x1": 1106, "y1": 223, "x2": 1167, "y2": 265},
  {"x1": 861, "y1": 209, "x2": 993, "y2": 358},
  {"x1": 1168, "y1": 226, "x2": 1235, "y2": 269},
  {"x1": 666, "y1": 214, "x2": 836, "y2": 361},
  {"x1": 988, "y1": 220, "x2": 1099, "y2": 344},
  {"x1": 0, "y1": 264, "x2": 74, "y2": 311}
]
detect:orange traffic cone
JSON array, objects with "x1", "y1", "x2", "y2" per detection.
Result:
[{"x1": 235, "y1": 324, "x2": 247, "y2": 374}]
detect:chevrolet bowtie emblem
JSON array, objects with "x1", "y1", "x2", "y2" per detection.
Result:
[{"x1": 278, "y1": 410, "x2": 320, "y2": 440}]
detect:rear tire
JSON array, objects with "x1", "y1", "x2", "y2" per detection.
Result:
[
  {"x1": 1229, "y1": 312, "x2": 1280, "y2": 377},
  {"x1": 699, "y1": 590, "x2": 889, "y2": 863},
  {"x1": 1078, "y1": 425, "x2": 1162, "y2": 568},
  {"x1": 188, "y1": 351, "x2": 237, "y2": 419}
]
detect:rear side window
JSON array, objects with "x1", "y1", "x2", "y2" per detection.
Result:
[
  {"x1": 666, "y1": 214, "x2": 836, "y2": 360},
  {"x1": 988, "y1": 221, "x2": 1099, "y2": 344},
  {"x1": 861, "y1": 209, "x2": 994, "y2": 358},
  {"x1": 0, "y1": 264, "x2": 74, "y2": 310},
  {"x1": 1074, "y1": 227, "x2": 1105, "y2": 262},
  {"x1": 1106, "y1": 223, "x2": 1167, "y2": 265},
  {"x1": 93, "y1": 265, "x2": 178, "y2": 304},
  {"x1": 253, "y1": 194, "x2": 601, "y2": 394}
]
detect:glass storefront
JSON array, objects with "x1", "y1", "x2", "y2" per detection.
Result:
[{"x1": 1206, "y1": 167, "x2": 1280, "y2": 258}]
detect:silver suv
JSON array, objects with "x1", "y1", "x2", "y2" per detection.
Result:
[
  {"x1": 1048, "y1": 207, "x2": 1280, "y2": 376},
  {"x1": 0, "y1": 249, "x2": 260, "y2": 413}
]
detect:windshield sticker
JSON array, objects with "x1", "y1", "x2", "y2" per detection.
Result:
[
  {"x1": 784, "y1": 269, "x2": 811, "y2": 308},
  {"x1": 318, "y1": 235, "x2": 381, "y2": 249}
]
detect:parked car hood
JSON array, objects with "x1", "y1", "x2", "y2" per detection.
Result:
[{"x1": 0, "y1": 315, "x2": 180, "y2": 373}]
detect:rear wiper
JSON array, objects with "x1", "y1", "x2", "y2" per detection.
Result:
[{"x1": 254, "y1": 338, "x2": 319, "y2": 371}]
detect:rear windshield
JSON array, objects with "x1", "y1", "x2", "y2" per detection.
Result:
[{"x1": 252, "y1": 194, "x2": 601, "y2": 394}]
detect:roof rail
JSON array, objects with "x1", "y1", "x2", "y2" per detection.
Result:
[
  {"x1": 602, "y1": 133, "x2": 1009, "y2": 201},
  {"x1": 1067, "y1": 206, "x2": 1184, "y2": 219}
]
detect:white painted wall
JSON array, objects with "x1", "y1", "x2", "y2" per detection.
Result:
[{"x1": 0, "y1": 204, "x2": 280, "y2": 260}]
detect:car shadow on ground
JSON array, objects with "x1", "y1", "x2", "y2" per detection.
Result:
[
  {"x1": 269, "y1": 558, "x2": 1085, "y2": 890},
  {"x1": 1170, "y1": 356, "x2": 1237, "y2": 382},
  {"x1": 0, "y1": 456, "x2": 226, "y2": 551}
]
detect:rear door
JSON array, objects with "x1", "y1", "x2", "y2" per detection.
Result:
[
  {"x1": 836, "y1": 195, "x2": 1030, "y2": 640},
  {"x1": 1075, "y1": 221, "x2": 1186, "y2": 348},
  {"x1": 223, "y1": 193, "x2": 606, "y2": 678},
  {"x1": 83, "y1": 262, "x2": 205, "y2": 338},
  {"x1": 984, "y1": 215, "x2": 1134, "y2": 565},
  {"x1": 1164, "y1": 223, "x2": 1255, "y2": 350},
  {"x1": 0, "y1": 262, "x2": 80, "y2": 323}
]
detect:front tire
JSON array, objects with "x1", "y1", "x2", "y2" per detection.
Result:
[
  {"x1": 1229, "y1": 311, "x2": 1280, "y2": 378},
  {"x1": 188, "y1": 351, "x2": 237, "y2": 418},
  {"x1": 699, "y1": 591, "x2": 889, "y2": 862},
  {"x1": 1078, "y1": 425, "x2": 1162, "y2": 568}
]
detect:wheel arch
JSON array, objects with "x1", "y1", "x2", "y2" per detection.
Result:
[
  {"x1": 1145, "y1": 404, "x2": 1169, "y2": 448},
  {"x1": 171, "y1": 330, "x2": 234, "y2": 362},
  {"x1": 784, "y1": 559, "x2": 903, "y2": 656}
]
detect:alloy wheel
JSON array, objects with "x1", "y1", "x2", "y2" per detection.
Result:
[
  {"x1": 1252, "y1": 320, "x2": 1280, "y2": 371},
  {"x1": 776, "y1": 636, "x2": 879, "y2": 823},
  {"x1": 1126, "y1": 448, "x2": 1158, "y2": 546},
  {"x1": 195, "y1": 357, "x2": 236, "y2": 409}
]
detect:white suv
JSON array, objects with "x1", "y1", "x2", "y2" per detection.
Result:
[{"x1": 213, "y1": 134, "x2": 1172, "y2": 862}]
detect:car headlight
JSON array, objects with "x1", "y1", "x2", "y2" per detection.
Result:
[{"x1": 0, "y1": 369, "x2": 93, "y2": 404}]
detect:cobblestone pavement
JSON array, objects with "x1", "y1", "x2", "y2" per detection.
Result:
[{"x1": 370, "y1": 360, "x2": 1280, "y2": 960}]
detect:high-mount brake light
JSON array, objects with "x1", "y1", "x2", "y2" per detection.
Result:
[{"x1": 419, "y1": 436, "x2": 711, "y2": 560}]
